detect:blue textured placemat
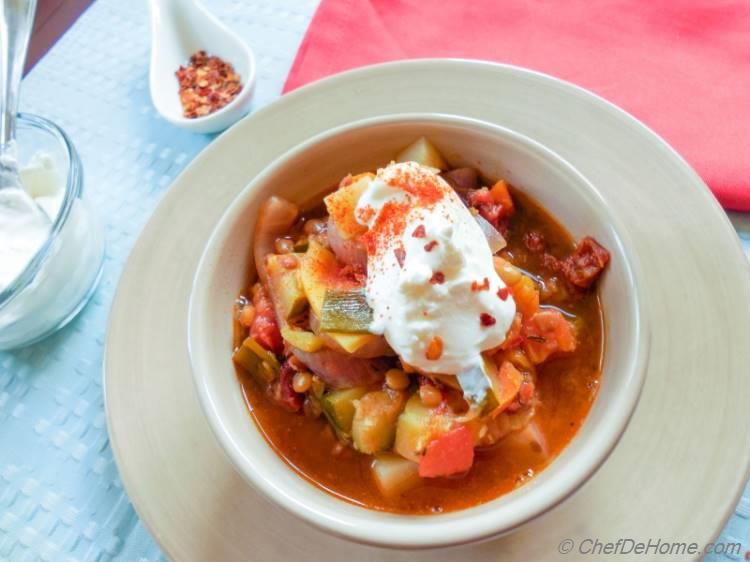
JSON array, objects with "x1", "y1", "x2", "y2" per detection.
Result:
[{"x1": 0, "y1": 1, "x2": 748, "y2": 560}]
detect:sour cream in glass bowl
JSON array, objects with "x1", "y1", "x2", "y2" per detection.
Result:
[{"x1": 0, "y1": 114, "x2": 104, "y2": 350}]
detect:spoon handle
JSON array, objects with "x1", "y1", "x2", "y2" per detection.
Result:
[{"x1": 0, "y1": 0, "x2": 38, "y2": 149}]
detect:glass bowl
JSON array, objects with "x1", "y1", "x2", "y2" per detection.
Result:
[{"x1": 0, "y1": 114, "x2": 104, "y2": 350}]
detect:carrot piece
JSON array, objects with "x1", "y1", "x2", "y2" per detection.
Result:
[
  {"x1": 489, "y1": 180, "x2": 514, "y2": 215},
  {"x1": 418, "y1": 425, "x2": 475, "y2": 478},
  {"x1": 491, "y1": 360, "x2": 524, "y2": 415},
  {"x1": 511, "y1": 275, "x2": 540, "y2": 318},
  {"x1": 522, "y1": 309, "x2": 577, "y2": 364},
  {"x1": 500, "y1": 312, "x2": 523, "y2": 350}
]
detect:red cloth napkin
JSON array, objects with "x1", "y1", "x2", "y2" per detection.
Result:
[{"x1": 284, "y1": 0, "x2": 750, "y2": 211}]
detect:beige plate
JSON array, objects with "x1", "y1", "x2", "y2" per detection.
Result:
[{"x1": 105, "y1": 60, "x2": 750, "y2": 561}]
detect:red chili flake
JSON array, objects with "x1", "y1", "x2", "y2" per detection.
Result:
[
  {"x1": 394, "y1": 246, "x2": 406, "y2": 267},
  {"x1": 429, "y1": 271, "x2": 445, "y2": 284},
  {"x1": 424, "y1": 240, "x2": 438, "y2": 252},
  {"x1": 480, "y1": 313, "x2": 497, "y2": 327},
  {"x1": 176, "y1": 51, "x2": 243, "y2": 119},
  {"x1": 471, "y1": 277, "x2": 490, "y2": 292},
  {"x1": 497, "y1": 287, "x2": 510, "y2": 300},
  {"x1": 412, "y1": 224, "x2": 426, "y2": 238}
]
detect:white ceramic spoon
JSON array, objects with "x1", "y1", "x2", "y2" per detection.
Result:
[{"x1": 147, "y1": 0, "x2": 256, "y2": 134}]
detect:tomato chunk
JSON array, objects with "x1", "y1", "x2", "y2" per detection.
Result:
[
  {"x1": 418, "y1": 425, "x2": 475, "y2": 478},
  {"x1": 489, "y1": 180, "x2": 514, "y2": 216},
  {"x1": 522, "y1": 309, "x2": 576, "y2": 364},
  {"x1": 271, "y1": 361, "x2": 303, "y2": 412},
  {"x1": 467, "y1": 182, "x2": 514, "y2": 232},
  {"x1": 560, "y1": 237, "x2": 610, "y2": 289},
  {"x1": 250, "y1": 284, "x2": 283, "y2": 354},
  {"x1": 492, "y1": 360, "x2": 524, "y2": 414}
]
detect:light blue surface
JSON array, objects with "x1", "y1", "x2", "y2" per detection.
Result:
[{"x1": 0, "y1": 1, "x2": 748, "y2": 560}]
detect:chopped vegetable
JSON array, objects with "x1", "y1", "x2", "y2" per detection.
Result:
[
  {"x1": 322, "y1": 387, "x2": 369, "y2": 437},
  {"x1": 511, "y1": 274, "x2": 540, "y2": 318},
  {"x1": 327, "y1": 216, "x2": 368, "y2": 268},
  {"x1": 309, "y1": 311, "x2": 388, "y2": 356},
  {"x1": 323, "y1": 173, "x2": 372, "y2": 239},
  {"x1": 352, "y1": 390, "x2": 407, "y2": 454},
  {"x1": 290, "y1": 347, "x2": 388, "y2": 389},
  {"x1": 319, "y1": 288, "x2": 373, "y2": 333},
  {"x1": 418, "y1": 425, "x2": 475, "y2": 478},
  {"x1": 475, "y1": 214, "x2": 507, "y2": 253},
  {"x1": 299, "y1": 241, "x2": 361, "y2": 316},
  {"x1": 266, "y1": 254, "x2": 307, "y2": 320},
  {"x1": 280, "y1": 327, "x2": 325, "y2": 352},
  {"x1": 489, "y1": 180, "x2": 514, "y2": 215},
  {"x1": 395, "y1": 137, "x2": 448, "y2": 170},
  {"x1": 441, "y1": 167, "x2": 479, "y2": 193},
  {"x1": 249, "y1": 284, "x2": 283, "y2": 354},
  {"x1": 522, "y1": 308, "x2": 576, "y2": 364},
  {"x1": 321, "y1": 331, "x2": 389, "y2": 356},
  {"x1": 500, "y1": 312, "x2": 523, "y2": 350},
  {"x1": 493, "y1": 256, "x2": 522, "y2": 286},
  {"x1": 560, "y1": 236, "x2": 610, "y2": 289},
  {"x1": 371, "y1": 453, "x2": 422, "y2": 497},
  {"x1": 271, "y1": 361, "x2": 303, "y2": 411},
  {"x1": 232, "y1": 336, "x2": 280, "y2": 384},
  {"x1": 487, "y1": 360, "x2": 523, "y2": 416},
  {"x1": 394, "y1": 393, "x2": 453, "y2": 462},
  {"x1": 253, "y1": 196, "x2": 299, "y2": 285}
]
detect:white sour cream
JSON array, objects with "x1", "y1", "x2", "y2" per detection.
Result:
[
  {"x1": 0, "y1": 151, "x2": 103, "y2": 349},
  {"x1": 0, "y1": 153, "x2": 63, "y2": 292},
  {"x1": 355, "y1": 162, "x2": 516, "y2": 401}
]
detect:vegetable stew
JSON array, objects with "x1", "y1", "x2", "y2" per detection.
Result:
[{"x1": 232, "y1": 138, "x2": 608, "y2": 514}]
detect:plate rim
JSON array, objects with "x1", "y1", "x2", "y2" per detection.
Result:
[{"x1": 105, "y1": 58, "x2": 750, "y2": 561}]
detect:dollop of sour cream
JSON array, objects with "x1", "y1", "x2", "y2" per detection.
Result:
[{"x1": 355, "y1": 162, "x2": 516, "y2": 401}]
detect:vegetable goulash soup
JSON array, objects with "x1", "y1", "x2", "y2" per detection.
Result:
[{"x1": 231, "y1": 137, "x2": 609, "y2": 514}]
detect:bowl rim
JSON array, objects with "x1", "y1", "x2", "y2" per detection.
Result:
[
  {"x1": 187, "y1": 112, "x2": 650, "y2": 548},
  {"x1": 0, "y1": 113, "x2": 83, "y2": 308}
]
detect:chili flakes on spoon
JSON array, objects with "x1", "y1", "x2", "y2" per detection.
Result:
[{"x1": 175, "y1": 50, "x2": 242, "y2": 118}]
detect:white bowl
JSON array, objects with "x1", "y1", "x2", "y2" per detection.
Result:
[{"x1": 188, "y1": 114, "x2": 649, "y2": 548}]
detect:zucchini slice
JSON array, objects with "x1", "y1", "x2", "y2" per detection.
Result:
[
  {"x1": 321, "y1": 387, "x2": 369, "y2": 438},
  {"x1": 280, "y1": 327, "x2": 325, "y2": 352},
  {"x1": 232, "y1": 337, "x2": 280, "y2": 384},
  {"x1": 352, "y1": 390, "x2": 407, "y2": 454},
  {"x1": 319, "y1": 288, "x2": 373, "y2": 333}
]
